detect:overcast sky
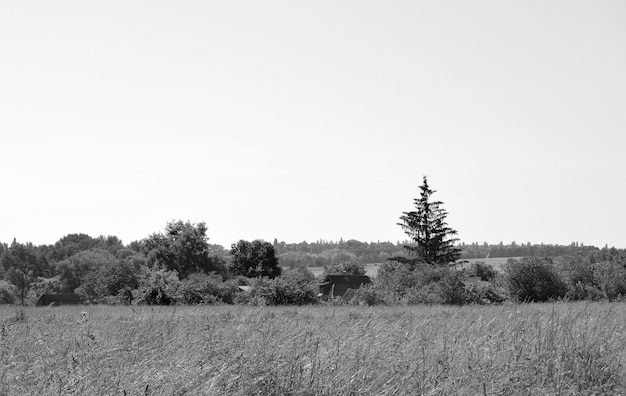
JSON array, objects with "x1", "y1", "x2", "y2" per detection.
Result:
[{"x1": 1, "y1": 1, "x2": 625, "y2": 249}]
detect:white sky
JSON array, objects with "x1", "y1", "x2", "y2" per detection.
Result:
[{"x1": 1, "y1": 1, "x2": 625, "y2": 249}]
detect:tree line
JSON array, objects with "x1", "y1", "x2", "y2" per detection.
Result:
[
  {"x1": 276, "y1": 239, "x2": 609, "y2": 270},
  {"x1": 1, "y1": 176, "x2": 624, "y2": 306},
  {"x1": 459, "y1": 240, "x2": 603, "y2": 260},
  {"x1": 0, "y1": 222, "x2": 290, "y2": 306}
]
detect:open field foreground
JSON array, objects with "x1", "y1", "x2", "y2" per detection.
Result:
[{"x1": 1, "y1": 303, "x2": 625, "y2": 395}]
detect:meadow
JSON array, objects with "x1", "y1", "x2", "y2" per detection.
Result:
[
  {"x1": 458, "y1": 258, "x2": 517, "y2": 272},
  {"x1": 307, "y1": 258, "x2": 513, "y2": 279},
  {"x1": 308, "y1": 263, "x2": 381, "y2": 278},
  {"x1": 1, "y1": 302, "x2": 625, "y2": 395}
]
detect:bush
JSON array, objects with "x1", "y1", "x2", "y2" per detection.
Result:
[
  {"x1": 0, "y1": 281, "x2": 16, "y2": 304},
  {"x1": 375, "y1": 260, "x2": 421, "y2": 296},
  {"x1": 402, "y1": 284, "x2": 444, "y2": 305},
  {"x1": 178, "y1": 273, "x2": 241, "y2": 305},
  {"x1": 434, "y1": 270, "x2": 470, "y2": 304},
  {"x1": 593, "y1": 261, "x2": 626, "y2": 300},
  {"x1": 352, "y1": 284, "x2": 387, "y2": 306},
  {"x1": 566, "y1": 281, "x2": 606, "y2": 301},
  {"x1": 466, "y1": 261, "x2": 498, "y2": 282},
  {"x1": 241, "y1": 271, "x2": 318, "y2": 306},
  {"x1": 29, "y1": 276, "x2": 64, "y2": 297},
  {"x1": 105, "y1": 288, "x2": 134, "y2": 305},
  {"x1": 75, "y1": 257, "x2": 140, "y2": 304},
  {"x1": 464, "y1": 281, "x2": 506, "y2": 304},
  {"x1": 376, "y1": 262, "x2": 496, "y2": 305},
  {"x1": 503, "y1": 257, "x2": 567, "y2": 302},
  {"x1": 135, "y1": 266, "x2": 181, "y2": 305},
  {"x1": 556, "y1": 256, "x2": 603, "y2": 300}
]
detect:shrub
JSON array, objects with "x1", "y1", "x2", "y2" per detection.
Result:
[
  {"x1": 463, "y1": 281, "x2": 506, "y2": 304},
  {"x1": 135, "y1": 266, "x2": 181, "y2": 305},
  {"x1": 556, "y1": 256, "x2": 603, "y2": 300},
  {"x1": 109, "y1": 288, "x2": 134, "y2": 305},
  {"x1": 434, "y1": 270, "x2": 471, "y2": 304},
  {"x1": 242, "y1": 271, "x2": 318, "y2": 306},
  {"x1": 466, "y1": 261, "x2": 498, "y2": 281},
  {"x1": 376, "y1": 259, "x2": 508, "y2": 305},
  {"x1": 567, "y1": 281, "x2": 606, "y2": 302},
  {"x1": 178, "y1": 274, "x2": 209, "y2": 305},
  {"x1": 399, "y1": 266, "x2": 474, "y2": 305},
  {"x1": 503, "y1": 257, "x2": 567, "y2": 302},
  {"x1": 375, "y1": 260, "x2": 421, "y2": 296},
  {"x1": 29, "y1": 276, "x2": 64, "y2": 297},
  {"x1": 75, "y1": 258, "x2": 140, "y2": 304},
  {"x1": 593, "y1": 261, "x2": 626, "y2": 300},
  {"x1": 0, "y1": 281, "x2": 16, "y2": 304},
  {"x1": 178, "y1": 273, "x2": 242, "y2": 305},
  {"x1": 402, "y1": 284, "x2": 444, "y2": 305},
  {"x1": 377, "y1": 263, "x2": 491, "y2": 305},
  {"x1": 352, "y1": 284, "x2": 387, "y2": 306}
]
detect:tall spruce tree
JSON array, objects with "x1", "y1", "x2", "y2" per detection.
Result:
[{"x1": 399, "y1": 176, "x2": 461, "y2": 265}]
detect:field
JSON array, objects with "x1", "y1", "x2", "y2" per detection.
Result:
[
  {"x1": 308, "y1": 263, "x2": 381, "y2": 278},
  {"x1": 454, "y1": 257, "x2": 519, "y2": 272},
  {"x1": 1, "y1": 302, "x2": 625, "y2": 395},
  {"x1": 308, "y1": 258, "x2": 512, "y2": 279}
]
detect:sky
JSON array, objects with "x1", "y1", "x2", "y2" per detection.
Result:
[{"x1": 1, "y1": 1, "x2": 625, "y2": 249}]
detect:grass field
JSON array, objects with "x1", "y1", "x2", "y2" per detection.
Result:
[
  {"x1": 308, "y1": 263, "x2": 380, "y2": 278},
  {"x1": 454, "y1": 257, "x2": 518, "y2": 273},
  {"x1": 308, "y1": 258, "x2": 512, "y2": 279},
  {"x1": 1, "y1": 302, "x2": 625, "y2": 395}
]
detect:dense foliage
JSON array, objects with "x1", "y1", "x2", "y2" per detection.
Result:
[
  {"x1": 370, "y1": 261, "x2": 505, "y2": 305},
  {"x1": 229, "y1": 240, "x2": 282, "y2": 279},
  {"x1": 144, "y1": 220, "x2": 226, "y2": 278},
  {"x1": 0, "y1": 218, "x2": 625, "y2": 306},
  {"x1": 503, "y1": 257, "x2": 567, "y2": 302}
]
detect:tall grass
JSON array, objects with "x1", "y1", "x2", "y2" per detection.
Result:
[{"x1": 0, "y1": 302, "x2": 624, "y2": 395}]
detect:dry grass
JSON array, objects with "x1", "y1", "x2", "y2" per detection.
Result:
[
  {"x1": 1, "y1": 302, "x2": 625, "y2": 395},
  {"x1": 455, "y1": 257, "x2": 518, "y2": 273},
  {"x1": 308, "y1": 264, "x2": 380, "y2": 278},
  {"x1": 307, "y1": 259, "x2": 509, "y2": 278}
]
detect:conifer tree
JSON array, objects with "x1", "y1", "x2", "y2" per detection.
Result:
[{"x1": 398, "y1": 176, "x2": 461, "y2": 265}]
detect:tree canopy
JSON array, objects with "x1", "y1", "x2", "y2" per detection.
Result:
[
  {"x1": 144, "y1": 220, "x2": 224, "y2": 278},
  {"x1": 0, "y1": 240, "x2": 49, "y2": 305},
  {"x1": 229, "y1": 240, "x2": 282, "y2": 279}
]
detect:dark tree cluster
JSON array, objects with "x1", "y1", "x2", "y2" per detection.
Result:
[
  {"x1": 230, "y1": 240, "x2": 281, "y2": 279},
  {"x1": 144, "y1": 221, "x2": 226, "y2": 278},
  {"x1": 0, "y1": 220, "x2": 294, "y2": 306}
]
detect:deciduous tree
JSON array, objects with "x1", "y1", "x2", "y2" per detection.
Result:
[
  {"x1": 144, "y1": 220, "x2": 225, "y2": 278},
  {"x1": 48, "y1": 233, "x2": 98, "y2": 261},
  {"x1": 56, "y1": 248, "x2": 118, "y2": 292},
  {"x1": 229, "y1": 240, "x2": 282, "y2": 278},
  {"x1": 0, "y1": 240, "x2": 45, "y2": 305}
]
